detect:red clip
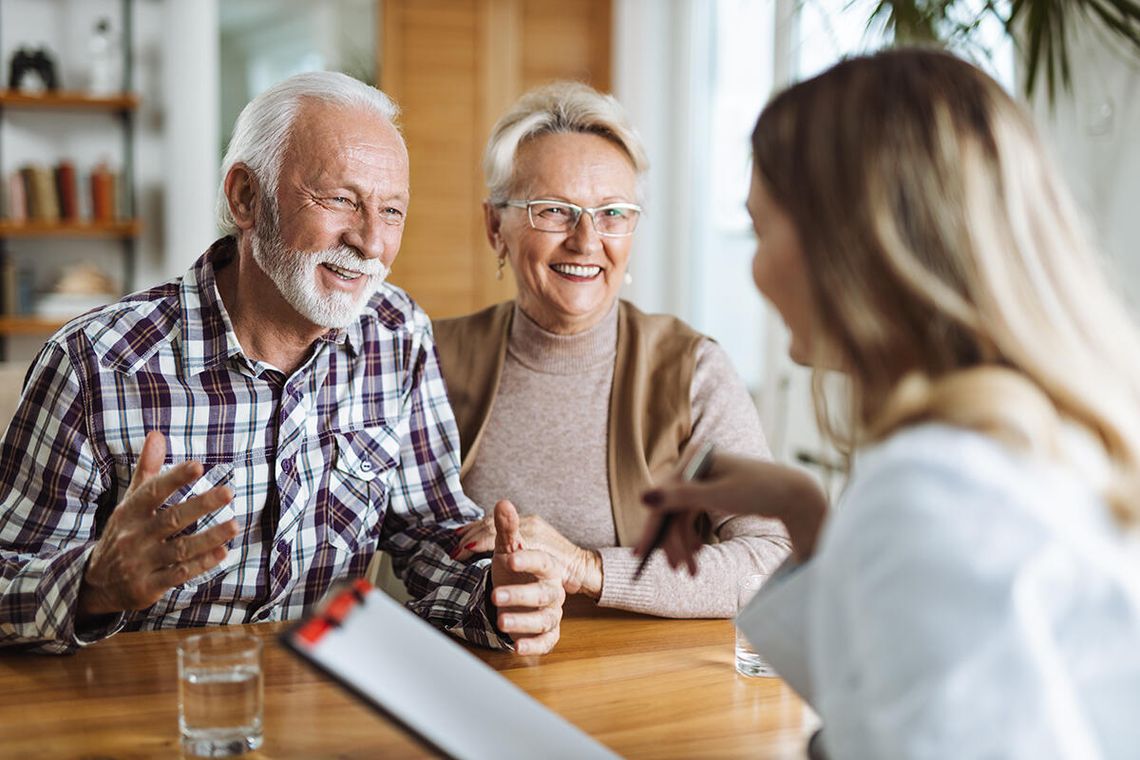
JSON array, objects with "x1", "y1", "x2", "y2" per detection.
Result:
[
  {"x1": 295, "y1": 617, "x2": 331, "y2": 647},
  {"x1": 324, "y1": 587, "x2": 361, "y2": 626}
]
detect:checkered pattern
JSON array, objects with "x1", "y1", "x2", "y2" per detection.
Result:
[{"x1": 0, "y1": 238, "x2": 504, "y2": 653}]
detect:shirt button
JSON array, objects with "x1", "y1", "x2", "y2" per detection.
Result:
[
  {"x1": 360, "y1": 460, "x2": 372, "y2": 472},
  {"x1": 282, "y1": 459, "x2": 293, "y2": 472}
]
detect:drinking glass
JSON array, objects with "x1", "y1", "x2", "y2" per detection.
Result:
[
  {"x1": 735, "y1": 574, "x2": 777, "y2": 677},
  {"x1": 178, "y1": 631, "x2": 264, "y2": 757}
]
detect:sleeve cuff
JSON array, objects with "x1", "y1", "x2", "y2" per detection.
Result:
[
  {"x1": 454, "y1": 562, "x2": 514, "y2": 651},
  {"x1": 596, "y1": 547, "x2": 657, "y2": 610}
]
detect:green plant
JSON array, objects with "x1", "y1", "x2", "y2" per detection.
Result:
[{"x1": 867, "y1": 0, "x2": 1140, "y2": 100}]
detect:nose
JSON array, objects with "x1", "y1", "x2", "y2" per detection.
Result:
[
  {"x1": 565, "y1": 210, "x2": 603, "y2": 256},
  {"x1": 342, "y1": 211, "x2": 389, "y2": 263}
]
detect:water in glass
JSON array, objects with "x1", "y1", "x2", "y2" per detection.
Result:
[
  {"x1": 735, "y1": 574, "x2": 778, "y2": 677},
  {"x1": 178, "y1": 633, "x2": 264, "y2": 757}
]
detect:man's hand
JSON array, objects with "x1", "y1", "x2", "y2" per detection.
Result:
[
  {"x1": 77, "y1": 431, "x2": 238, "y2": 620},
  {"x1": 456, "y1": 511, "x2": 602, "y2": 598},
  {"x1": 488, "y1": 500, "x2": 565, "y2": 655}
]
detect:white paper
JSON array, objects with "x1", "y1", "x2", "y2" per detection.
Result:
[{"x1": 284, "y1": 587, "x2": 619, "y2": 760}]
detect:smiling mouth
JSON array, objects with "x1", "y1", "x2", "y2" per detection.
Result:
[
  {"x1": 322, "y1": 262, "x2": 365, "y2": 281},
  {"x1": 550, "y1": 263, "x2": 602, "y2": 279}
]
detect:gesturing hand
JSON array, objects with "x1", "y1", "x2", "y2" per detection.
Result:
[
  {"x1": 77, "y1": 431, "x2": 238, "y2": 620},
  {"x1": 488, "y1": 500, "x2": 566, "y2": 655},
  {"x1": 636, "y1": 453, "x2": 829, "y2": 569},
  {"x1": 456, "y1": 512, "x2": 603, "y2": 598}
]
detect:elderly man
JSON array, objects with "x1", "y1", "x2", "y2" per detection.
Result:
[{"x1": 0, "y1": 72, "x2": 564, "y2": 655}]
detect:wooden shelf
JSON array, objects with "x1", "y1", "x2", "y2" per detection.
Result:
[
  {"x1": 0, "y1": 220, "x2": 140, "y2": 239},
  {"x1": 0, "y1": 316, "x2": 69, "y2": 336},
  {"x1": 0, "y1": 90, "x2": 139, "y2": 111}
]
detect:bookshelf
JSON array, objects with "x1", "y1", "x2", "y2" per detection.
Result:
[{"x1": 0, "y1": 0, "x2": 138, "y2": 359}]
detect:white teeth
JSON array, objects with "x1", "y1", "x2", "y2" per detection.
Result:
[
  {"x1": 324, "y1": 262, "x2": 362, "y2": 280},
  {"x1": 551, "y1": 264, "x2": 602, "y2": 278}
]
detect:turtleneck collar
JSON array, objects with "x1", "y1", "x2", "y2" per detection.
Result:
[{"x1": 507, "y1": 300, "x2": 619, "y2": 375}]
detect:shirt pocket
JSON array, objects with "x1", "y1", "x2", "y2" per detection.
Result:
[
  {"x1": 163, "y1": 462, "x2": 237, "y2": 588},
  {"x1": 322, "y1": 431, "x2": 389, "y2": 555}
]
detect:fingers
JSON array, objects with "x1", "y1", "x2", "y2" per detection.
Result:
[
  {"x1": 150, "y1": 544, "x2": 230, "y2": 591},
  {"x1": 148, "y1": 485, "x2": 233, "y2": 541},
  {"x1": 514, "y1": 628, "x2": 561, "y2": 656},
  {"x1": 452, "y1": 527, "x2": 495, "y2": 561},
  {"x1": 153, "y1": 513, "x2": 239, "y2": 569},
  {"x1": 126, "y1": 431, "x2": 167, "y2": 496},
  {"x1": 456, "y1": 517, "x2": 493, "y2": 542},
  {"x1": 498, "y1": 605, "x2": 563, "y2": 636},
  {"x1": 121, "y1": 458, "x2": 206, "y2": 521},
  {"x1": 491, "y1": 575, "x2": 563, "y2": 610},
  {"x1": 497, "y1": 547, "x2": 559, "y2": 580},
  {"x1": 493, "y1": 499, "x2": 521, "y2": 554},
  {"x1": 641, "y1": 481, "x2": 708, "y2": 515},
  {"x1": 633, "y1": 511, "x2": 665, "y2": 558}
]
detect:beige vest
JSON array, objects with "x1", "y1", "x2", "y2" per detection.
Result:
[{"x1": 433, "y1": 300, "x2": 704, "y2": 545}]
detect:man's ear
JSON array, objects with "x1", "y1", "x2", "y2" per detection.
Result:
[
  {"x1": 224, "y1": 163, "x2": 260, "y2": 231},
  {"x1": 483, "y1": 201, "x2": 506, "y2": 254}
]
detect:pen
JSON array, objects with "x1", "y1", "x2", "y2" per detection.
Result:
[{"x1": 634, "y1": 442, "x2": 716, "y2": 581}]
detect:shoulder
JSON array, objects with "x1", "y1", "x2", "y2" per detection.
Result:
[
  {"x1": 619, "y1": 300, "x2": 703, "y2": 342},
  {"x1": 825, "y1": 424, "x2": 1110, "y2": 574},
  {"x1": 618, "y1": 300, "x2": 707, "y2": 367},
  {"x1": 51, "y1": 279, "x2": 183, "y2": 375},
  {"x1": 692, "y1": 337, "x2": 742, "y2": 383},
  {"x1": 360, "y1": 281, "x2": 432, "y2": 338},
  {"x1": 432, "y1": 302, "x2": 513, "y2": 345}
]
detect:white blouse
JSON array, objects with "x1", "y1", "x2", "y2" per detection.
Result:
[{"x1": 739, "y1": 423, "x2": 1140, "y2": 760}]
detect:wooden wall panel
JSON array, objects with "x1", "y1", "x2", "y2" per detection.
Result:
[{"x1": 381, "y1": 0, "x2": 612, "y2": 319}]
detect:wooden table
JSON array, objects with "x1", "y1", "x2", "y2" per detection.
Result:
[{"x1": 0, "y1": 599, "x2": 817, "y2": 758}]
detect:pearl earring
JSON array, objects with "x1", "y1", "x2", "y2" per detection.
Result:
[{"x1": 624, "y1": 270, "x2": 633, "y2": 286}]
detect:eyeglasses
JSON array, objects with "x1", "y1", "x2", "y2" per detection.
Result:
[{"x1": 500, "y1": 199, "x2": 642, "y2": 237}]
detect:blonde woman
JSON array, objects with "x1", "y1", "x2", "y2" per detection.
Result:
[{"x1": 640, "y1": 49, "x2": 1140, "y2": 758}]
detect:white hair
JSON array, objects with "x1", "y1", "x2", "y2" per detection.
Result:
[
  {"x1": 216, "y1": 71, "x2": 402, "y2": 236},
  {"x1": 483, "y1": 81, "x2": 649, "y2": 205}
]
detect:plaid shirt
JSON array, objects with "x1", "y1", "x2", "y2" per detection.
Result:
[{"x1": 0, "y1": 238, "x2": 504, "y2": 654}]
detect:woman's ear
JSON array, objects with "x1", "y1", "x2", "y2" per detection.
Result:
[
  {"x1": 224, "y1": 163, "x2": 260, "y2": 231},
  {"x1": 483, "y1": 201, "x2": 507, "y2": 255}
]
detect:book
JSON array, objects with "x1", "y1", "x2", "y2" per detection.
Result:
[
  {"x1": 22, "y1": 164, "x2": 59, "y2": 223},
  {"x1": 90, "y1": 163, "x2": 114, "y2": 223},
  {"x1": 7, "y1": 172, "x2": 26, "y2": 222},
  {"x1": 55, "y1": 160, "x2": 78, "y2": 222},
  {"x1": 19, "y1": 167, "x2": 37, "y2": 220}
]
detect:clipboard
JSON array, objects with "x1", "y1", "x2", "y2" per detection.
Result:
[{"x1": 280, "y1": 579, "x2": 619, "y2": 760}]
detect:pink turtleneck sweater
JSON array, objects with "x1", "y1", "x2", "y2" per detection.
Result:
[{"x1": 460, "y1": 303, "x2": 791, "y2": 617}]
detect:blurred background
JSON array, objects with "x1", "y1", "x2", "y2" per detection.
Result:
[{"x1": 0, "y1": 0, "x2": 1137, "y2": 488}]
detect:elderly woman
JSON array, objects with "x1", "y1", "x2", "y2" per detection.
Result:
[{"x1": 440, "y1": 82, "x2": 790, "y2": 617}]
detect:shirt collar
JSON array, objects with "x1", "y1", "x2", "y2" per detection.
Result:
[
  {"x1": 179, "y1": 237, "x2": 364, "y2": 376},
  {"x1": 179, "y1": 238, "x2": 245, "y2": 377}
]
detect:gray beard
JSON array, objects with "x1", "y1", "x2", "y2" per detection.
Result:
[{"x1": 249, "y1": 207, "x2": 389, "y2": 329}]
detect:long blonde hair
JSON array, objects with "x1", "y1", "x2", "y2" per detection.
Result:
[{"x1": 752, "y1": 48, "x2": 1140, "y2": 524}]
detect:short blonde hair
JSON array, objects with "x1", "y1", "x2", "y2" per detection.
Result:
[
  {"x1": 752, "y1": 48, "x2": 1140, "y2": 524},
  {"x1": 483, "y1": 81, "x2": 649, "y2": 204}
]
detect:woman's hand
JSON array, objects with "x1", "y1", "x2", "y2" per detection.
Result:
[
  {"x1": 488, "y1": 500, "x2": 566, "y2": 655},
  {"x1": 455, "y1": 509, "x2": 604, "y2": 599},
  {"x1": 636, "y1": 453, "x2": 828, "y2": 572}
]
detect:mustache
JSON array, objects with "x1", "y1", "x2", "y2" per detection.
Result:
[{"x1": 314, "y1": 246, "x2": 390, "y2": 278}]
